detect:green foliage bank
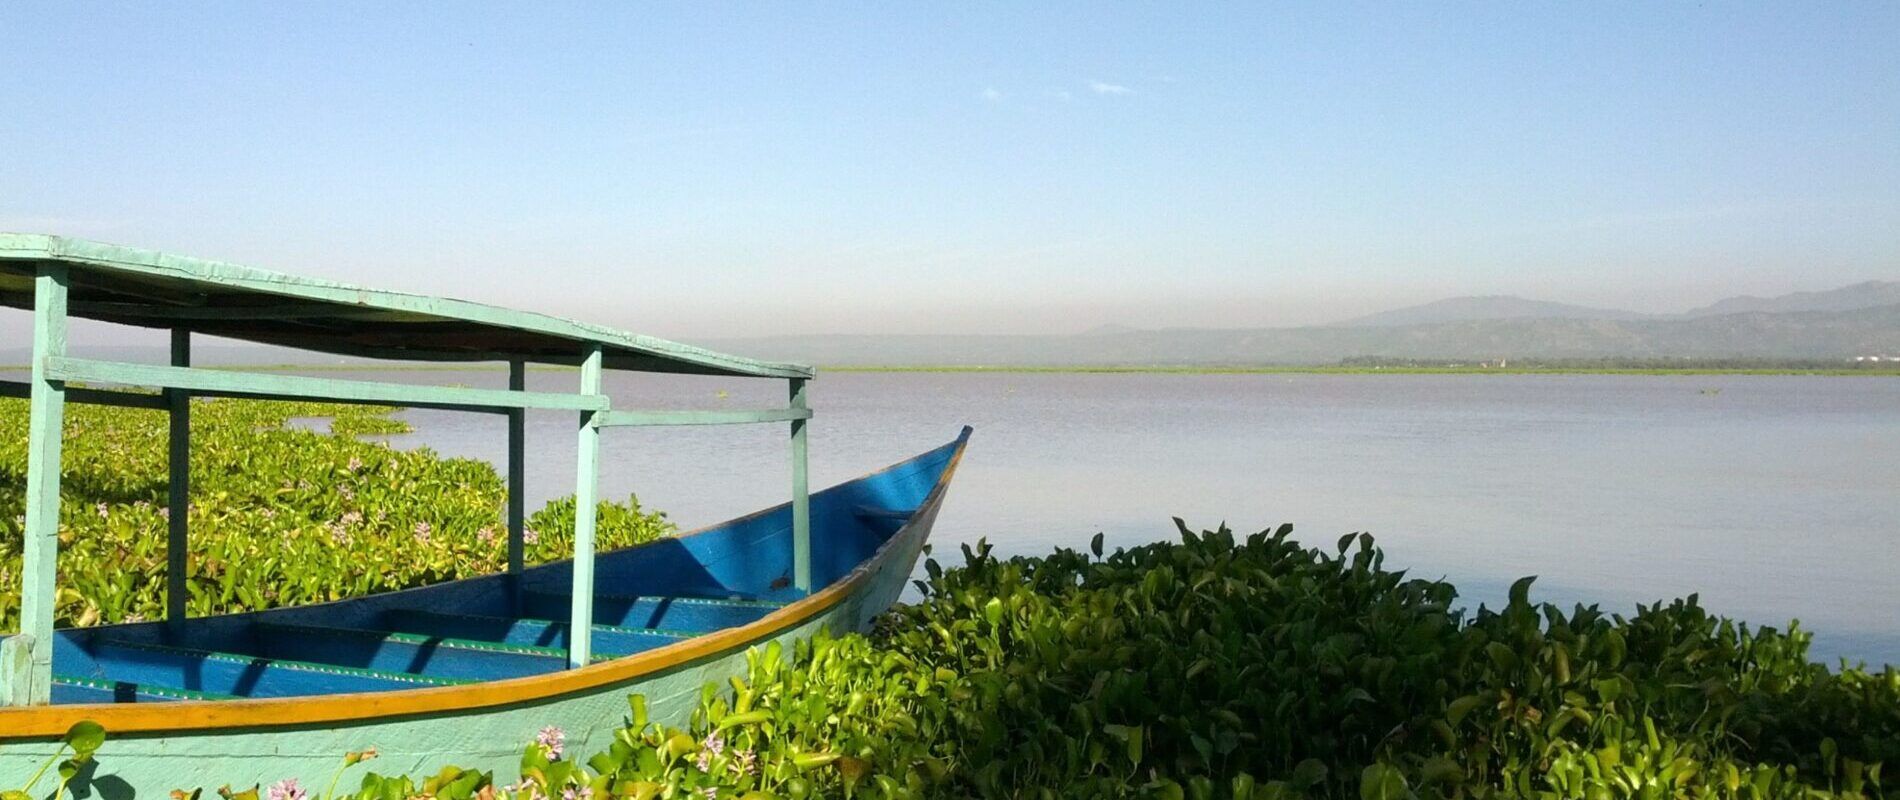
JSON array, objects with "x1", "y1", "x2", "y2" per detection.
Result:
[{"x1": 207, "y1": 525, "x2": 1895, "y2": 800}]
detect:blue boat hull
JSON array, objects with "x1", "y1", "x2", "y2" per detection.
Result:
[{"x1": 0, "y1": 428, "x2": 970, "y2": 791}]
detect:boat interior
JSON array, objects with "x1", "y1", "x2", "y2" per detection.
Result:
[{"x1": 36, "y1": 437, "x2": 960, "y2": 705}]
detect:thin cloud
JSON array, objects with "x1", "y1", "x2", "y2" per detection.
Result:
[
  {"x1": 1050, "y1": 89, "x2": 1074, "y2": 102},
  {"x1": 980, "y1": 87, "x2": 1003, "y2": 102},
  {"x1": 1088, "y1": 80, "x2": 1132, "y2": 96}
]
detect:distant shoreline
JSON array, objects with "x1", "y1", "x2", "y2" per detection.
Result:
[
  {"x1": 5, "y1": 363, "x2": 1895, "y2": 377},
  {"x1": 822, "y1": 364, "x2": 1900, "y2": 376}
]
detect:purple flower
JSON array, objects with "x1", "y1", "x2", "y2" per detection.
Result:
[
  {"x1": 561, "y1": 788, "x2": 593, "y2": 800},
  {"x1": 536, "y1": 725, "x2": 565, "y2": 761},
  {"x1": 414, "y1": 521, "x2": 432, "y2": 544},
  {"x1": 696, "y1": 732, "x2": 725, "y2": 771},
  {"x1": 478, "y1": 527, "x2": 497, "y2": 545},
  {"x1": 266, "y1": 779, "x2": 308, "y2": 800},
  {"x1": 347, "y1": 456, "x2": 364, "y2": 472},
  {"x1": 524, "y1": 528, "x2": 541, "y2": 545}
]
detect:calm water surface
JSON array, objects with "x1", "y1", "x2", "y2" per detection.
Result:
[{"x1": 323, "y1": 370, "x2": 1900, "y2": 666}]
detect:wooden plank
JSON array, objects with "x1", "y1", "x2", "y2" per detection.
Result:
[
  {"x1": 0, "y1": 379, "x2": 170, "y2": 410},
  {"x1": 67, "y1": 301, "x2": 430, "y2": 322},
  {"x1": 568, "y1": 346, "x2": 604, "y2": 668},
  {"x1": 0, "y1": 234, "x2": 814, "y2": 380},
  {"x1": 790, "y1": 378, "x2": 812, "y2": 592},
  {"x1": 507, "y1": 360, "x2": 526, "y2": 579},
  {"x1": 41, "y1": 357, "x2": 607, "y2": 412},
  {"x1": 592, "y1": 407, "x2": 812, "y2": 428},
  {"x1": 167, "y1": 329, "x2": 191, "y2": 629},
  {"x1": 4, "y1": 265, "x2": 68, "y2": 706}
]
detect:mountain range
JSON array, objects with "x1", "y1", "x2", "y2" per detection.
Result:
[
  {"x1": 1337, "y1": 280, "x2": 1900, "y2": 327},
  {"x1": 6, "y1": 281, "x2": 1895, "y2": 369},
  {"x1": 709, "y1": 281, "x2": 1900, "y2": 366}
]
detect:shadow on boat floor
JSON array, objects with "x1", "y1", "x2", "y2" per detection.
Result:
[{"x1": 52, "y1": 593, "x2": 787, "y2": 701}]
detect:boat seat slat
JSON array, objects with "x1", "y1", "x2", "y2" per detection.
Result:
[
  {"x1": 519, "y1": 591, "x2": 784, "y2": 632},
  {"x1": 247, "y1": 622, "x2": 570, "y2": 681},
  {"x1": 378, "y1": 609, "x2": 689, "y2": 656},
  {"x1": 82, "y1": 639, "x2": 461, "y2": 700},
  {"x1": 53, "y1": 674, "x2": 239, "y2": 704}
]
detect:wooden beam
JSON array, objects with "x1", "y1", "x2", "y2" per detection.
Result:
[
  {"x1": 0, "y1": 234, "x2": 815, "y2": 380},
  {"x1": 67, "y1": 301, "x2": 433, "y2": 322},
  {"x1": 507, "y1": 360, "x2": 527, "y2": 582},
  {"x1": 591, "y1": 407, "x2": 812, "y2": 428},
  {"x1": 568, "y1": 346, "x2": 604, "y2": 668},
  {"x1": 41, "y1": 357, "x2": 606, "y2": 413},
  {"x1": 166, "y1": 329, "x2": 191, "y2": 629},
  {"x1": 2, "y1": 265, "x2": 68, "y2": 706},
  {"x1": 0, "y1": 380, "x2": 170, "y2": 410},
  {"x1": 790, "y1": 378, "x2": 811, "y2": 592}
]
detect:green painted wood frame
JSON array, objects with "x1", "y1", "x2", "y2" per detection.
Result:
[
  {"x1": 43, "y1": 357, "x2": 606, "y2": 412},
  {"x1": 0, "y1": 233, "x2": 814, "y2": 380},
  {"x1": 507, "y1": 359, "x2": 527, "y2": 601},
  {"x1": 569, "y1": 346, "x2": 605, "y2": 667},
  {"x1": 0, "y1": 264, "x2": 68, "y2": 706},
  {"x1": 0, "y1": 380, "x2": 169, "y2": 410},
  {"x1": 791, "y1": 378, "x2": 812, "y2": 591},
  {"x1": 591, "y1": 407, "x2": 811, "y2": 427},
  {"x1": 0, "y1": 236, "x2": 822, "y2": 705},
  {"x1": 166, "y1": 329, "x2": 190, "y2": 629}
]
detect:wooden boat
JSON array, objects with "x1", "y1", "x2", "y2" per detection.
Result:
[{"x1": 0, "y1": 234, "x2": 970, "y2": 789}]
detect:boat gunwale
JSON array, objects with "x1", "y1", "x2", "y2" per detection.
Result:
[{"x1": 0, "y1": 428, "x2": 970, "y2": 739}]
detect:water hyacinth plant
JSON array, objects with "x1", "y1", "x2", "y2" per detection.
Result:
[
  {"x1": 1, "y1": 720, "x2": 103, "y2": 800},
  {"x1": 0, "y1": 397, "x2": 673, "y2": 631},
  {"x1": 162, "y1": 522, "x2": 1895, "y2": 799}
]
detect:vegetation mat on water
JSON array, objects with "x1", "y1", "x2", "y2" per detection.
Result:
[
  {"x1": 0, "y1": 397, "x2": 673, "y2": 631},
  {"x1": 143, "y1": 523, "x2": 1896, "y2": 800}
]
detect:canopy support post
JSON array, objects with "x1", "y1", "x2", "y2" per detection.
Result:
[
  {"x1": 2, "y1": 264, "x2": 68, "y2": 707},
  {"x1": 166, "y1": 329, "x2": 191, "y2": 630},
  {"x1": 567, "y1": 346, "x2": 604, "y2": 668},
  {"x1": 506, "y1": 359, "x2": 526, "y2": 611},
  {"x1": 790, "y1": 378, "x2": 811, "y2": 592}
]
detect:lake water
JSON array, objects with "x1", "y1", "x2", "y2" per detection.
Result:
[{"x1": 325, "y1": 369, "x2": 1900, "y2": 666}]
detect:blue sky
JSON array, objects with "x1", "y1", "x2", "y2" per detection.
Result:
[{"x1": 3, "y1": 3, "x2": 1896, "y2": 338}]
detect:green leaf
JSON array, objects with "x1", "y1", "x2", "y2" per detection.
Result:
[
  {"x1": 1291, "y1": 759, "x2": 1328, "y2": 789},
  {"x1": 1485, "y1": 642, "x2": 1518, "y2": 671},
  {"x1": 1508, "y1": 575, "x2": 1536, "y2": 607},
  {"x1": 1360, "y1": 764, "x2": 1410, "y2": 800},
  {"x1": 792, "y1": 752, "x2": 840, "y2": 770},
  {"x1": 1446, "y1": 695, "x2": 1482, "y2": 726},
  {"x1": 62, "y1": 720, "x2": 105, "y2": 758},
  {"x1": 716, "y1": 710, "x2": 772, "y2": 730}
]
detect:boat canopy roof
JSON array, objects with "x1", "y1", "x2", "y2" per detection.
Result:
[{"x1": 0, "y1": 233, "x2": 810, "y2": 379}]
